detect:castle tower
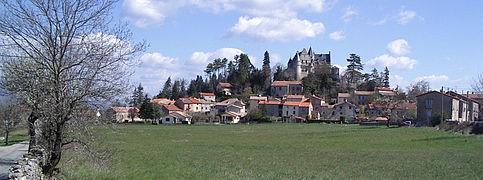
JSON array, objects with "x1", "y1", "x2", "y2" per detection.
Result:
[{"x1": 295, "y1": 52, "x2": 302, "y2": 81}]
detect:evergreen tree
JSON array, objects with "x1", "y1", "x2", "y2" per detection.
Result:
[
  {"x1": 171, "y1": 80, "x2": 180, "y2": 100},
  {"x1": 130, "y1": 84, "x2": 145, "y2": 107},
  {"x1": 346, "y1": 54, "x2": 364, "y2": 84},
  {"x1": 180, "y1": 79, "x2": 187, "y2": 98},
  {"x1": 139, "y1": 96, "x2": 162, "y2": 122},
  {"x1": 382, "y1": 67, "x2": 390, "y2": 88},
  {"x1": 262, "y1": 51, "x2": 272, "y2": 94},
  {"x1": 273, "y1": 65, "x2": 284, "y2": 81},
  {"x1": 158, "y1": 77, "x2": 172, "y2": 98}
]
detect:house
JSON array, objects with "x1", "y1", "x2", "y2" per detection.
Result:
[
  {"x1": 258, "y1": 100, "x2": 282, "y2": 117},
  {"x1": 152, "y1": 98, "x2": 173, "y2": 105},
  {"x1": 331, "y1": 101, "x2": 357, "y2": 120},
  {"x1": 199, "y1": 92, "x2": 216, "y2": 102},
  {"x1": 175, "y1": 97, "x2": 202, "y2": 112},
  {"x1": 270, "y1": 81, "x2": 303, "y2": 97},
  {"x1": 249, "y1": 96, "x2": 267, "y2": 111},
  {"x1": 416, "y1": 91, "x2": 465, "y2": 125},
  {"x1": 198, "y1": 99, "x2": 214, "y2": 114},
  {"x1": 464, "y1": 94, "x2": 483, "y2": 120},
  {"x1": 282, "y1": 98, "x2": 313, "y2": 121},
  {"x1": 161, "y1": 111, "x2": 191, "y2": 124},
  {"x1": 221, "y1": 111, "x2": 241, "y2": 124},
  {"x1": 107, "y1": 107, "x2": 142, "y2": 123},
  {"x1": 354, "y1": 91, "x2": 374, "y2": 105},
  {"x1": 375, "y1": 87, "x2": 397, "y2": 99},
  {"x1": 337, "y1": 93, "x2": 350, "y2": 103},
  {"x1": 217, "y1": 82, "x2": 232, "y2": 96},
  {"x1": 211, "y1": 98, "x2": 247, "y2": 119},
  {"x1": 447, "y1": 91, "x2": 480, "y2": 121},
  {"x1": 309, "y1": 95, "x2": 325, "y2": 119},
  {"x1": 161, "y1": 104, "x2": 182, "y2": 115},
  {"x1": 286, "y1": 94, "x2": 305, "y2": 102}
]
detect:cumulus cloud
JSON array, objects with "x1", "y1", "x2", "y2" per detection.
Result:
[
  {"x1": 415, "y1": 75, "x2": 450, "y2": 83},
  {"x1": 228, "y1": 16, "x2": 325, "y2": 42},
  {"x1": 329, "y1": 31, "x2": 345, "y2": 40},
  {"x1": 189, "y1": 48, "x2": 244, "y2": 65},
  {"x1": 387, "y1": 39, "x2": 410, "y2": 56},
  {"x1": 390, "y1": 74, "x2": 408, "y2": 89},
  {"x1": 123, "y1": 0, "x2": 333, "y2": 27},
  {"x1": 398, "y1": 9, "x2": 416, "y2": 24},
  {"x1": 341, "y1": 7, "x2": 358, "y2": 22},
  {"x1": 367, "y1": 54, "x2": 417, "y2": 70}
]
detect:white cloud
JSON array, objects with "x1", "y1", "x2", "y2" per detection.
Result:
[
  {"x1": 189, "y1": 48, "x2": 244, "y2": 65},
  {"x1": 341, "y1": 7, "x2": 358, "y2": 22},
  {"x1": 398, "y1": 9, "x2": 416, "y2": 25},
  {"x1": 329, "y1": 31, "x2": 346, "y2": 40},
  {"x1": 387, "y1": 39, "x2": 410, "y2": 56},
  {"x1": 228, "y1": 16, "x2": 325, "y2": 42},
  {"x1": 270, "y1": 53, "x2": 282, "y2": 67},
  {"x1": 123, "y1": 0, "x2": 333, "y2": 27},
  {"x1": 369, "y1": 17, "x2": 389, "y2": 25},
  {"x1": 390, "y1": 74, "x2": 408, "y2": 89},
  {"x1": 367, "y1": 54, "x2": 417, "y2": 70},
  {"x1": 415, "y1": 75, "x2": 450, "y2": 83}
]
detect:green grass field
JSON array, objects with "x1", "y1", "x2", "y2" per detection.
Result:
[{"x1": 60, "y1": 124, "x2": 482, "y2": 179}]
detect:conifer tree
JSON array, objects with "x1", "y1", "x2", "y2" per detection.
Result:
[
  {"x1": 382, "y1": 67, "x2": 390, "y2": 88},
  {"x1": 262, "y1": 51, "x2": 272, "y2": 94},
  {"x1": 131, "y1": 84, "x2": 145, "y2": 108},
  {"x1": 158, "y1": 77, "x2": 172, "y2": 98}
]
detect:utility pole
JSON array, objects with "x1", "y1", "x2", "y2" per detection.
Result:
[{"x1": 441, "y1": 86, "x2": 444, "y2": 125}]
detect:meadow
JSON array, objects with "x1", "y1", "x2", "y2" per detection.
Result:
[{"x1": 60, "y1": 124, "x2": 482, "y2": 179}]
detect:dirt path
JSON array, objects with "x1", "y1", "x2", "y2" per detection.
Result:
[{"x1": 0, "y1": 141, "x2": 28, "y2": 180}]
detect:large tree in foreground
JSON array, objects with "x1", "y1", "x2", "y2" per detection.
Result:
[{"x1": 0, "y1": 0, "x2": 145, "y2": 177}]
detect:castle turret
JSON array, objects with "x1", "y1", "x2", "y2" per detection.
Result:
[{"x1": 296, "y1": 52, "x2": 302, "y2": 80}]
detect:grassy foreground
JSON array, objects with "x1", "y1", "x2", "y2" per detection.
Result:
[{"x1": 60, "y1": 124, "x2": 482, "y2": 179}]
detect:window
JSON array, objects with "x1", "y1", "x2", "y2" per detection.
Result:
[
  {"x1": 349, "y1": 106, "x2": 352, "y2": 109},
  {"x1": 166, "y1": 118, "x2": 170, "y2": 122},
  {"x1": 293, "y1": 111, "x2": 296, "y2": 114},
  {"x1": 426, "y1": 99, "x2": 433, "y2": 108}
]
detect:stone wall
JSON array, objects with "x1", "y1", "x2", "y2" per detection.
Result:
[{"x1": 9, "y1": 148, "x2": 45, "y2": 180}]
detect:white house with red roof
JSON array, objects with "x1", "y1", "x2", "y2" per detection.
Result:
[
  {"x1": 161, "y1": 111, "x2": 191, "y2": 124},
  {"x1": 217, "y1": 82, "x2": 232, "y2": 96},
  {"x1": 210, "y1": 98, "x2": 246, "y2": 123},
  {"x1": 107, "y1": 107, "x2": 143, "y2": 123},
  {"x1": 282, "y1": 97, "x2": 312, "y2": 121},
  {"x1": 221, "y1": 111, "x2": 242, "y2": 124},
  {"x1": 199, "y1": 92, "x2": 216, "y2": 102}
]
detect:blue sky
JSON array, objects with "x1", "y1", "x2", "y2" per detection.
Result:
[{"x1": 115, "y1": 0, "x2": 483, "y2": 96}]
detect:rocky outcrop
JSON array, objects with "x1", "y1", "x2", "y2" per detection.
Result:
[{"x1": 8, "y1": 148, "x2": 45, "y2": 180}]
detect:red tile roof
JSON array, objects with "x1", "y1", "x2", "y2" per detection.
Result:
[
  {"x1": 259, "y1": 101, "x2": 281, "y2": 105},
  {"x1": 271, "y1": 81, "x2": 302, "y2": 86},
  {"x1": 219, "y1": 82, "x2": 232, "y2": 88},
  {"x1": 199, "y1": 92, "x2": 215, "y2": 96},
  {"x1": 376, "y1": 87, "x2": 392, "y2": 91},
  {"x1": 375, "y1": 117, "x2": 388, "y2": 121},
  {"x1": 299, "y1": 102, "x2": 311, "y2": 108},
  {"x1": 163, "y1": 104, "x2": 182, "y2": 111},
  {"x1": 283, "y1": 101, "x2": 302, "y2": 106},
  {"x1": 152, "y1": 98, "x2": 168, "y2": 103}
]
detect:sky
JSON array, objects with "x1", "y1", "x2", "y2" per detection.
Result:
[{"x1": 114, "y1": 0, "x2": 483, "y2": 97}]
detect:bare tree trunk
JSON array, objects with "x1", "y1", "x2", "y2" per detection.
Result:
[
  {"x1": 43, "y1": 122, "x2": 64, "y2": 177},
  {"x1": 4, "y1": 125, "x2": 8, "y2": 145},
  {"x1": 28, "y1": 112, "x2": 38, "y2": 152}
]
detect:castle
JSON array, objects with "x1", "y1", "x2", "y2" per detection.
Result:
[{"x1": 287, "y1": 47, "x2": 339, "y2": 80}]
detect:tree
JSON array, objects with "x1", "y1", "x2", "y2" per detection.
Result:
[
  {"x1": 472, "y1": 74, "x2": 483, "y2": 94},
  {"x1": 0, "y1": 100, "x2": 26, "y2": 145},
  {"x1": 346, "y1": 54, "x2": 364, "y2": 86},
  {"x1": 139, "y1": 97, "x2": 162, "y2": 123},
  {"x1": 0, "y1": 0, "x2": 145, "y2": 176},
  {"x1": 171, "y1": 80, "x2": 181, "y2": 100},
  {"x1": 130, "y1": 84, "x2": 145, "y2": 108},
  {"x1": 406, "y1": 80, "x2": 430, "y2": 102},
  {"x1": 158, "y1": 77, "x2": 172, "y2": 98},
  {"x1": 262, "y1": 51, "x2": 272, "y2": 94},
  {"x1": 382, "y1": 67, "x2": 390, "y2": 88}
]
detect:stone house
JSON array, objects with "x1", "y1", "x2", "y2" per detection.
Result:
[
  {"x1": 161, "y1": 104, "x2": 182, "y2": 115},
  {"x1": 309, "y1": 95, "x2": 325, "y2": 119},
  {"x1": 270, "y1": 81, "x2": 303, "y2": 97},
  {"x1": 175, "y1": 97, "x2": 202, "y2": 112},
  {"x1": 258, "y1": 100, "x2": 282, "y2": 117},
  {"x1": 282, "y1": 98, "x2": 312, "y2": 120},
  {"x1": 161, "y1": 111, "x2": 191, "y2": 124},
  {"x1": 447, "y1": 91, "x2": 480, "y2": 121},
  {"x1": 217, "y1": 82, "x2": 232, "y2": 96},
  {"x1": 107, "y1": 107, "x2": 142, "y2": 123},
  {"x1": 331, "y1": 101, "x2": 357, "y2": 120},
  {"x1": 354, "y1": 91, "x2": 375, "y2": 105},
  {"x1": 249, "y1": 96, "x2": 267, "y2": 111},
  {"x1": 416, "y1": 91, "x2": 465, "y2": 125},
  {"x1": 337, "y1": 93, "x2": 350, "y2": 103},
  {"x1": 464, "y1": 94, "x2": 483, "y2": 120}
]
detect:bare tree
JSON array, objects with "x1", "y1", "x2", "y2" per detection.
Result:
[
  {"x1": 0, "y1": 98, "x2": 27, "y2": 145},
  {"x1": 406, "y1": 80, "x2": 430, "y2": 103},
  {"x1": 472, "y1": 74, "x2": 483, "y2": 94},
  {"x1": 0, "y1": 0, "x2": 145, "y2": 177}
]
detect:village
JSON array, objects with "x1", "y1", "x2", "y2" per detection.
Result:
[{"x1": 108, "y1": 48, "x2": 482, "y2": 126}]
